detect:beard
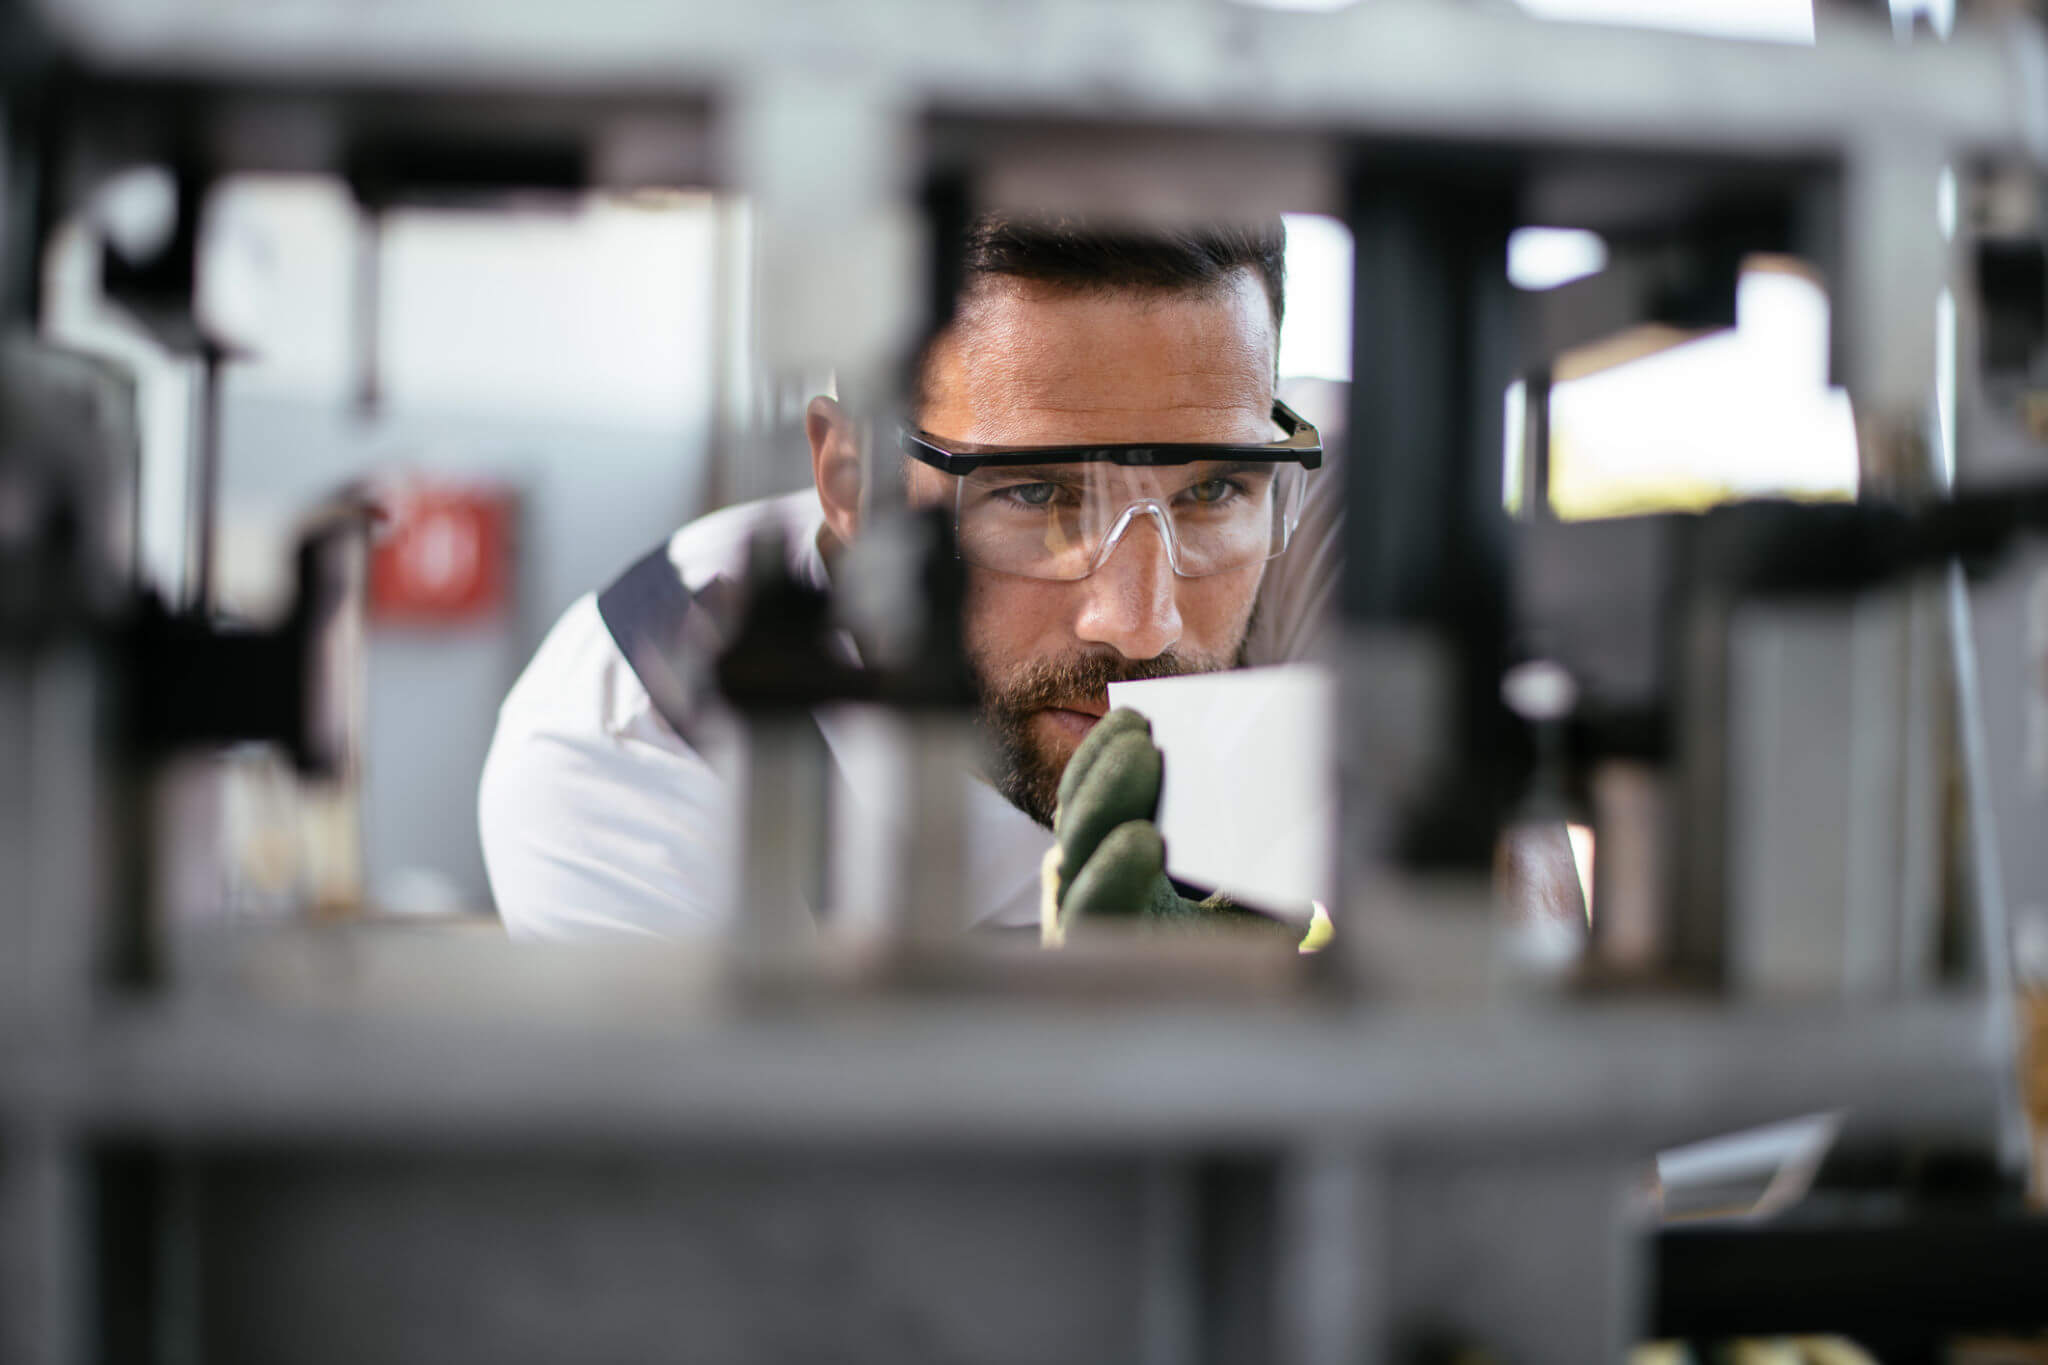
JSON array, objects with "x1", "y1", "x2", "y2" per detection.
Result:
[{"x1": 973, "y1": 641, "x2": 1243, "y2": 829}]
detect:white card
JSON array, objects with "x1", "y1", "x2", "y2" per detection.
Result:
[{"x1": 1106, "y1": 664, "x2": 1335, "y2": 921}]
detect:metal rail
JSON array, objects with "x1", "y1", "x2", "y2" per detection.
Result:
[{"x1": 27, "y1": 0, "x2": 2043, "y2": 162}]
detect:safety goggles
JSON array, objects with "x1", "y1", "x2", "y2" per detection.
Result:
[{"x1": 899, "y1": 400, "x2": 1322, "y2": 581}]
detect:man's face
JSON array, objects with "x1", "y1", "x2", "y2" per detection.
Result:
[{"x1": 909, "y1": 271, "x2": 1278, "y2": 825}]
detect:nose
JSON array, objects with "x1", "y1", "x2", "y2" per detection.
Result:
[{"x1": 1073, "y1": 510, "x2": 1183, "y2": 660}]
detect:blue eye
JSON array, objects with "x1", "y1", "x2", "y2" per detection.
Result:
[{"x1": 1001, "y1": 483, "x2": 1060, "y2": 508}]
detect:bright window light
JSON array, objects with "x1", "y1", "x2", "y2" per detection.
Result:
[
  {"x1": 1509, "y1": 227, "x2": 1608, "y2": 291},
  {"x1": 1279, "y1": 212, "x2": 1354, "y2": 382},
  {"x1": 380, "y1": 197, "x2": 716, "y2": 430},
  {"x1": 95, "y1": 164, "x2": 179, "y2": 264},
  {"x1": 204, "y1": 178, "x2": 719, "y2": 431},
  {"x1": 1516, "y1": 0, "x2": 1814, "y2": 44},
  {"x1": 1890, "y1": 0, "x2": 1955, "y2": 39},
  {"x1": 1548, "y1": 263, "x2": 1859, "y2": 518}
]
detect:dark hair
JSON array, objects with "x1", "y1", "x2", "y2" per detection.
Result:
[
  {"x1": 959, "y1": 213, "x2": 1286, "y2": 326},
  {"x1": 891, "y1": 213, "x2": 1285, "y2": 421}
]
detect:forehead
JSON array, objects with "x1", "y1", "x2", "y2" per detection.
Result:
[{"x1": 920, "y1": 270, "x2": 1278, "y2": 448}]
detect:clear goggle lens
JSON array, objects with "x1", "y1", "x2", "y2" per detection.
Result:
[{"x1": 951, "y1": 459, "x2": 1308, "y2": 581}]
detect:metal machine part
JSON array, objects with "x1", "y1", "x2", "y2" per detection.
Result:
[{"x1": 1511, "y1": 490, "x2": 2048, "y2": 998}]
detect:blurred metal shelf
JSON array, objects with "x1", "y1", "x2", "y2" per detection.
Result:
[
  {"x1": 0, "y1": 929, "x2": 2005, "y2": 1149},
  {"x1": 27, "y1": 0, "x2": 2044, "y2": 161}
]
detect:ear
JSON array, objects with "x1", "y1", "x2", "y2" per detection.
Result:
[{"x1": 808, "y1": 395, "x2": 863, "y2": 547}]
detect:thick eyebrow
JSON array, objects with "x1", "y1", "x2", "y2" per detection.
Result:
[
  {"x1": 973, "y1": 463, "x2": 1090, "y2": 487},
  {"x1": 1187, "y1": 460, "x2": 1276, "y2": 482},
  {"x1": 965, "y1": 459, "x2": 1283, "y2": 499}
]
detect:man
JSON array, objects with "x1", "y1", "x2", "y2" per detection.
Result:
[
  {"x1": 480, "y1": 214, "x2": 1345, "y2": 939},
  {"x1": 479, "y1": 215, "x2": 1576, "y2": 940}
]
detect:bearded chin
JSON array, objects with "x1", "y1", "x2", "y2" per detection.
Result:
[
  {"x1": 972, "y1": 644, "x2": 1243, "y2": 829},
  {"x1": 979, "y1": 717, "x2": 1065, "y2": 831}
]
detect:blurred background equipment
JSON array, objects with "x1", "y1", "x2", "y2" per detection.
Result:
[{"x1": 10, "y1": 0, "x2": 2048, "y2": 1362}]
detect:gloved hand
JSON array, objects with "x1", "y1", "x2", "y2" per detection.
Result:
[{"x1": 1039, "y1": 707, "x2": 1321, "y2": 947}]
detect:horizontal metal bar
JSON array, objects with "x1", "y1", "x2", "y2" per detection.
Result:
[
  {"x1": 29, "y1": 0, "x2": 2040, "y2": 161},
  {"x1": 0, "y1": 936, "x2": 2005, "y2": 1147}
]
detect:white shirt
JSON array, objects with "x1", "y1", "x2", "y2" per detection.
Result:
[{"x1": 480, "y1": 475, "x2": 1339, "y2": 942}]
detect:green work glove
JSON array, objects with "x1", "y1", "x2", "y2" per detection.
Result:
[{"x1": 1039, "y1": 707, "x2": 1302, "y2": 945}]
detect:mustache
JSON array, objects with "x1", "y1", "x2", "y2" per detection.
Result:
[{"x1": 984, "y1": 650, "x2": 1217, "y2": 716}]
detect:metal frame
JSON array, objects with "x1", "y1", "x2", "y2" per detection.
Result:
[{"x1": 5, "y1": 1, "x2": 2047, "y2": 1360}]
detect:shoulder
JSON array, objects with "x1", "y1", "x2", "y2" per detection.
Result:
[
  {"x1": 480, "y1": 500, "x2": 813, "y2": 941},
  {"x1": 665, "y1": 489, "x2": 827, "y2": 592},
  {"x1": 479, "y1": 491, "x2": 824, "y2": 940},
  {"x1": 495, "y1": 592, "x2": 637, "y2": 738},
  {"x1": 497, "y1": 489, "x2": 825, "y2": 743},
  {"x1": 479, "y1": 597, "x2": 741, "y2": 939},
  {"x1": 477, "y1": 688, "x2": 737, "y2": 938}
]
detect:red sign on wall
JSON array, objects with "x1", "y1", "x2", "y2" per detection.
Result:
[{"x1": 369, "y1": 480, "x2": 518, "y2": 624}]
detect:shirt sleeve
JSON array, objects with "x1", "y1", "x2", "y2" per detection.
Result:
[{"x1": 478, "y1": 596, "x2": 737, "y2": 942}]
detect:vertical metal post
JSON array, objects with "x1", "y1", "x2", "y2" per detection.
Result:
[
  {"x1": 722, "y1": 75, "x2": 935, "y2": 955},
  {"x1": 1897, "y1": 572, "x2": 1950, "y2": 988},
  {"x1": 1842, "y1": 140, "x2": 1962, "y2": 998},
  {"x1": 1274, "y1": 1144, "x2": 1382, "y2": 1365},
  {"x1": 0, "y1": 1132, "x2": 80, "y2": 1365},
  {"x1": 882, "y1": 175, "x2": 975, "y2": 953},
  {"x1": 1340, "y1": 166, "x2": 1521, "y2": 988},
  {"x1": 1670, "y1": 579, "x2": 1732, "y2": 987},
  {"x1": 1944, "y1": 562, "x2": 2029, "y2": 1171},
  {"x1": 1, "y1": 93, "x2": 49, "y2": 331},
  {"x1": 700, "y1": 194, "x2": 755, "y2": 518},
  {"x1": 1518, "y1": 364, "x2": 1554, "y2": 524},
  {"x1": 898, "y1": 715, "x2": 976, "y2": 947},
  {"x1": 91, "y1": 1144, "x2": 200, "y2": 1365},
  {"x1": 737, "y1": 718, "x2": 827, "y2": 963},
  {"x1": 1384, "y1": 1150, "x2": 1642, "y2": 1365},
  {"x1": 1588, "y1": 759, "x2": 1667, "y2": 973},
  {"x1": 0, "y1": 99, "x2": 17, "y2": 326},
  {"x1": 1137, "y1": 1160, "x2": 1199, "y2": 1365},
  {"x1": 186, "y1": 345, "x2": 221, "y2": 614},
  {"x1": 1343, "y1": 167, "x2": 1518, "y2": 861},
  {"x1": 351, "y1": 208, "x2": 382, "y2": 421},
  {"x1": 1844, "y1": 138, "x2": 1948, "y2": 498},
  {"x1": 723, "y1": 72, "x2": 920, "y2": 500},
  {"x1": 12, "y1": 646, "x2": 106, "y2": 1003}
]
